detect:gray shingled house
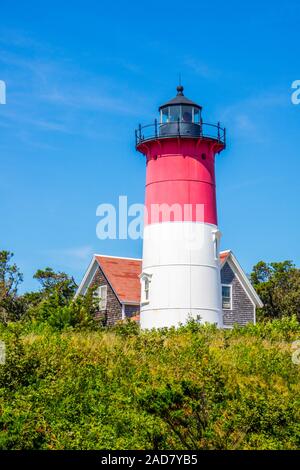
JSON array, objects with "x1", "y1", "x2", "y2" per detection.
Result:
[{"x1": 76, "y1": 250, "x2": 263, "y2": 327}]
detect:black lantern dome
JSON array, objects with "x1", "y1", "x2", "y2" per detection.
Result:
[
  {"x1": 159, "y1": 85, "x2": 202, "y2": 111},
  {"x1": 158, "y1": 86, "x2": 202, "y2": 137}
]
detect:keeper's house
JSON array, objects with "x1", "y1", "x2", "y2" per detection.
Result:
[{"x1": 75, "y1": 250, "x2": 263, "y2": 328}]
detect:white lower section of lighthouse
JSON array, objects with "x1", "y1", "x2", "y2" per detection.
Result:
[{"x1": 140, "y1": 222, "x2": 223, "y2": 329}]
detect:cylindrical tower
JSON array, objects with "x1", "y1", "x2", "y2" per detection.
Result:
[{"x1": 136, "y1": 86, "x2": 226, "y2": 329}]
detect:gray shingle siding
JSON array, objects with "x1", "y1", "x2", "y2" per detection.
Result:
[
  {"x1": 221, "y1": 261, "x2": 255, "y2": 327},
  {"x1": 88, "y1": 260, "x2": 256, "y2": 327},
  {"x1": 89, "y1": 268, "x2": 140, "y2": 325},
  {"x1": 90, "y1": 266, "x2": 122, "y2": 326}
]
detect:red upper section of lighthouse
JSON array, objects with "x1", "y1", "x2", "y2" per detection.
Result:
[{"x1": 135, "y1": 86, "x2": 226, "y2": 226}]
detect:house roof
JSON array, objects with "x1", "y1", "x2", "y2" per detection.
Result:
[
  {"x1": 95, "y1": 255, "x2": 141, "y2": 304},
  {"x1": 219, "y1": 250, "x2": 230, "y2": 265},
  {"x1": 223, "y1": 251, "x2": 263, "y2": 309},
  {"x1": 75, "y1": 250, "x2": 263, "y2": 308}
]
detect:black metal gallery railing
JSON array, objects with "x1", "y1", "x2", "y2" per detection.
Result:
[{"x1": 135, "y1": 120, "x2": 226, "y2": 147}]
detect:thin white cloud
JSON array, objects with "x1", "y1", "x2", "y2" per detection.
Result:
[
  {"x1": 184, "y1": 57, "x2": 220, "y2": 79},
  {"x1": 219, "y1": 91, "x2": 287, "y2": 143},
  {"x1": 39, "y1": 86, "x2": 144, "y2": 116},
  {"x1": 222, "y1": 177, "x2": 268, "y2": 193},
  {"x1": 103, "y1": 57, "x2": 143, "y2": 75},
  {"x1": 0, "y1": 108, "x2": 70, "y2": 133},
  {"x1": 42, "y1": 245, "x2": 94, "y2": 270},
  {"x1": 0, "y1": 30, "x2": 150, "y2": 145},
  {"x1": 60, "y1": 246, "x2": 94, "y2": 260},
  {"x1": 0, "y1": 29, "x2": 43, "y2": 50}
]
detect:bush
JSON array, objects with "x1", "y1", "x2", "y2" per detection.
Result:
[
  {"x1": 26, "y1": 288, "x2": 100, "y2": 331},
  {"x1": 0, "y1": 318, "x2": 299, "y2": 450}
]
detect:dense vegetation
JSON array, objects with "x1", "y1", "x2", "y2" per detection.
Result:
[
  {"x1": 0, "y1": 318, "x2": 299, "y2": 450},
  {"x1": 0, "y1": 250, "x2": 300, "y2": 450}
]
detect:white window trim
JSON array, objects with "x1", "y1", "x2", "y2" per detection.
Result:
[
  {"x1": 212, "y1": 229, "x2": 222, "y2": 261},
  {"x1": 222, "y1": 284, "x2": 232, "y2": 310},
  {"x1": 121, "y1": 304, "x2": 125, "y2": 320},
  {"x1": 94, "y1": 284, "x2": 107, "y2": 311},
  {"x1": 140, "y1": 272, "x2": 152, "y2": 306}
]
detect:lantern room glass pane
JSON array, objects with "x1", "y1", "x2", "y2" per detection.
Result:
[
  {"x1": 169, "y1": 105, "x2": 180, "y2": 122},
  {"x1": 161, "y1": 107, "x2": 169, "y2": 123},
  {"x1": 181, "y1": 106, "x2": 192, "y2": 123},
  {"x1": 193, "y1": 107, "x2": 200, "y2": 123}
]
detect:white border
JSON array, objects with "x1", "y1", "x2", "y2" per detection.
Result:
[{"x1": 221, "y1": 283, "x2": 233, "y2": 310}]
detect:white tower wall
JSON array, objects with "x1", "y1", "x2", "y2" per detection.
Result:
[{"x1": 140, "y1": 221, "x2": 222, "y2": 329}]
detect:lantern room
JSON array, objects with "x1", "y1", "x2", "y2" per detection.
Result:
[
  {"x1": 135, "y1": 85, "x2": 225, "y2": 146},
  {"x1": 159, "y1": 85, "x2": 202, "y2": 124},
  {"x1": 159, "y1": 85, "x2": 202, "y2": 137}
]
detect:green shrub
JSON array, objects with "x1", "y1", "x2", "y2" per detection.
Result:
[
  {"x1": 0, "y1": 318, "x2": 299, "y2": 450},
  {"x1": 26, "y1": 288, "x2": 100, "y2": 331}
]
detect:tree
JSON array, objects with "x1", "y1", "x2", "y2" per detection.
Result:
[
  {"x1": 27, "y1": 272, "x2": 99, "y2": 329},
  {"x1": 24, "y1": 267, "x2": 77, "y2": 322},
  {"x1": 33, "y1": 267, "x2": 77, "y2": 302},
  {"x1": 0, "y1": 251, "x2": 23, "y2": 297},
  {"x1": 250, "y1": 260, "x2": 300, "y2": 321},
  {"x1": 0, "y1": 251, "x2": 24, "y2": 323},
  {"x1": 43, "y1": 287, "x2": 100, "y2": 330}
]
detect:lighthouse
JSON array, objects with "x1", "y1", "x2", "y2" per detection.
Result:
[{"x1": 136, "y1": 86, "x2": 226, "y2": 329}]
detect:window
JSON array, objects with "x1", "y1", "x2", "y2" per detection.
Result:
[
  {"x1": 94, "y1": 285, "x2": 107, "y2": 310},
  {"x1": 181, "y1": 105, "x2": 192, "y2": 122},
  {"x1": 222, "y1": 285, "x2": 232, "y2": 310},
  {"x1": 214, "y1": 237, "x2": 218, "y2": 260},
  {"x1": 144, "y1": 277, "x2": 149, "y2": 301},
  {"x1": 212, "y1": 230, "x2": 221, "y2": 261},
  {"x1": 161, "y1": 107, "x2": 169, "y2": 123},
  {"x1": 193, "y1": 107, "x2": 200, "y2": 123},
  {"x1": 140, "y1": 272, "x2": 152, "y2": 304},
  {"x1": 169, "y1": 105, "x2": 180, "y2": 122}
]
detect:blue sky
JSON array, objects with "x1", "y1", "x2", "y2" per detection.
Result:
[{"x1": 1, "y1": 0, "x2": 300, "y2": 292}]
